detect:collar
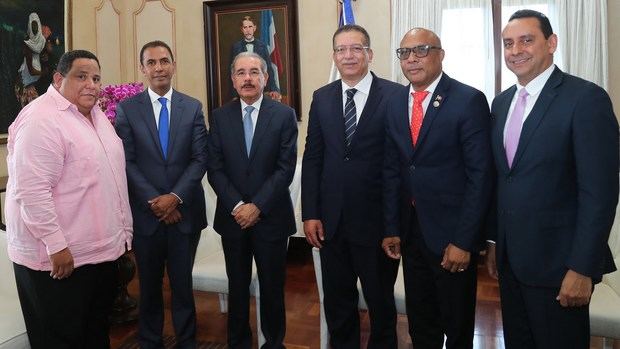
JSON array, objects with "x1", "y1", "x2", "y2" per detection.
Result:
[
  {"x1": 147, "y1": 87, "x2": 173, "y2": 103},
  {"x1": 517, "y1": 64, "x2": 555, "y2": 96},
  {"x1": 240, "y1": 94, "x2": 264, "y2": 112},
  {"x1": 341, "y1": 70, "x2": 373, "y2": 95},
  {"x1": 408, "y1": 72, "x2": 443, "y2": 96}
]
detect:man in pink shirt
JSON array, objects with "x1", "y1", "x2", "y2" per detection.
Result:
[{"x1": 5, "y1": 49, "x2": 133, "y2": 349}]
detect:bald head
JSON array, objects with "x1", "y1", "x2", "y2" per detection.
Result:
[
  {"x1": 401, "y1": 28, "x2": 442, "y2": 47},
  {"x1": 398, "y1": 27, "x2": 444, "y2": 91}
]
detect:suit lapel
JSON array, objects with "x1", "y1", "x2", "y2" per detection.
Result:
[
  {"x1": 167, "y1": 90, "x2": 185, "y2": 160},
  {"x1": 494, "y1": 86, "x2": 516, "y2": 174},
  {"x1": 414, "y1": 74, "x2": 451, "y2": 156},
  {"x1": 249, "y1": 98, "x2": 274, "y2": 162},
  {"x1": 393, "y1": 85, "x2": 414, "y2": 160},
  {"x1": 226, "y1": 100, "x2": 247, "y2": 159},
  {"x1": 351, "y1": 73, "x2": 381, "y2": 146},
  {"x1": 138, "y1": 91, "x2": 164, "y2": 159},
  {"x1": 510, "y1": 68, "x2": 562, "y2": 170}
]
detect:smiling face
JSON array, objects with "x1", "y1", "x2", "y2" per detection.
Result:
[
  {"x1": 231, "y1": 55, "x2": 267, "y2": 104},
  {"x1": 502, "y1": 17, "x2": 557, "y2": 86},
  {"x1": 140, "y1": 46, "x2": 176, "y2": 96},
  {"x1": 399, "y1": 28, "x2": 444, "y2": 91},
  {"x1": 53, "y1": 58, "x2": 101, "y2": 116},
  {"x1": 333, "y1": 30, "x2": 373, "y2": 86}
]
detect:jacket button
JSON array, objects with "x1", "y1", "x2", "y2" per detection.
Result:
[{"x1": 344, "y1": 156, "x2": 350, "y2": 161}]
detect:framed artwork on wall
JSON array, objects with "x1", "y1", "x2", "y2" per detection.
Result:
[
  {"x1": 203, "y1": 0, "x2": 301, "y2": 119},
  {"x1": 0, "y1": 0, "x2": 71, "y2": 137}
]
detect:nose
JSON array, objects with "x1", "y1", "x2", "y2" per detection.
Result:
[{"x1": 509, "y1": 42, "x2": 523, "y2": 56}]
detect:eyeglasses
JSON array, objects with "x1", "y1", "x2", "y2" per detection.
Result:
[
  {"x1": 396, "y1": 45, "x2": 442, "y2": 60},
  {"x1": 333, "y1": 45, "x2": 369, "y2": 55}
]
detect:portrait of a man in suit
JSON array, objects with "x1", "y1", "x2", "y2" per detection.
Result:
[
  {"x1": 207, "y1": 51, "x2": 297, "y2": 348},
  {"x1": 114, "y1": 40, "x2": 208, "y2": 348},
  {"x1": 486, "y1": 9, "x2": 618, "y2": 348},
  {"x1": 382, "y1": 27, "x2": 493, "y2": 349},
  {"x1": 229, "y1": 15, "x2": 281, "y2": 102}
]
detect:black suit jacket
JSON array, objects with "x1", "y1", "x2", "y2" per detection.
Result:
[
  {"x1": 207, "y1": 97, "x2": 297, "y2": 241},
  {"x1": 115, "y1": 90, "x2": 208, "y2": 236},
  {"x1": 301, "y1": 73, "x2": 401, "y2": 246},
  {"x1": 489, "y1": 67, "x2": 618, "y2": 287},
  {"x1": 383, "y1": 74, "x2": 493, "y2": 255}
]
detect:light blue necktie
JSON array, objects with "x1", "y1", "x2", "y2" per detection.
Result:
[
  {"x1": 243, "y1": 105, "x2": 255, "y2": 156},
  {"x1": 158, "y1": 97, "x2": 169, "y2": 159}
]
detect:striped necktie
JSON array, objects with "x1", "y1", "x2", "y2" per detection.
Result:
[{"x1": 344, "y1": 88, "x2": 358, "y2": 146}]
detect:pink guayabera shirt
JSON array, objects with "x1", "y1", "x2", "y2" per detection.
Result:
[{"x1": 5, "y1": 85, "x2": 133, "y2": 271}]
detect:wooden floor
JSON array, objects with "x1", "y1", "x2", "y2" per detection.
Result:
[{"x1": 109, "y1": 239, "x2": 616, "y2": 349}]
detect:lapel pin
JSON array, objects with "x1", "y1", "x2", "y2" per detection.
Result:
[{"x1": 433, "y1": 95, "x2": 442, "y2": 108}]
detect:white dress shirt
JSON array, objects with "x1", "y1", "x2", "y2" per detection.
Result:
[
  {"x1": 407, "y1": 72, "x2": 443, "y2": 123},
  {"x1": 147, "y1": 87, "x2": 173, "y2": 128},
  {"x1": 341, "y1": 71, "x2": 373, "y2": 124}
]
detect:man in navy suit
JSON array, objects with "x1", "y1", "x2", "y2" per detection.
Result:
[
  {"x1": 115, "y1": 40, "x2": 208, "y2": 349},
  {"x1": 229, "y1": 15, "x2": 280, "y2": 101},
  {"x1": 382, "y1": 28, "x2": 493, "y2": 349},
  {"x1": 207, "y1": 51, "x2": 297, "y2": 349},
  {"x1": 302, "y1": 24, "x2": 401, "y2": 348},
  {"x1": 485, "y1": 10, "x2": 618, "y2": 348}
]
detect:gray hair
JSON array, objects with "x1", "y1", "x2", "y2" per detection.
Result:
[{"x1": 230, "y1": 51, "x2": 268, "y2": 75}]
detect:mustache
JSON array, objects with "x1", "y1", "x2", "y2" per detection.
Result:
[{"x1": 242, "y1": 83, "x2": 255, "y2": 88}]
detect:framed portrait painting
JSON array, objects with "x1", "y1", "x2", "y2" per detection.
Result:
[
  {"x1": 0, "y1": 0, "x2": 70, "y2": 136},
  {"x1": 203, "y1": 0, "x2": 301, "y2": 119}
]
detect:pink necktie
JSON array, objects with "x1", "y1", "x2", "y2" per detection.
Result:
[{"x1": 505, "y1": 88, "x2": 528, "y2": 168}]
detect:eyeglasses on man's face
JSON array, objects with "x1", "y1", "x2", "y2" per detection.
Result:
[
  {"x1": 333, "y1": 44, "x2": 369, "y2": 56},
  {"x1": 396, "y1": 45, "x2": 442, "y2": 60}
]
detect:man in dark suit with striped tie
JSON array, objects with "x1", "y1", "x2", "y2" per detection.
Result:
[{"x1": 302, "y1": 24, "x2": 401, "y2": 348}]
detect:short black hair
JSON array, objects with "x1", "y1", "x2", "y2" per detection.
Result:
[
  {"x1": 332, "y1": 24, "x2": 371, "y2": 48},
  {"x1": 139, "y1": 40, "x2": 174, "y2": 65},
  {"x1": 509, "y1": 9, "x2": 554, "y2": 39},
  {"x1": 56, "y1": 50, "x2": 100, "y2": 76}
]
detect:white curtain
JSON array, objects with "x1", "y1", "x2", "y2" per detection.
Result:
[
  {"x1": 390, "y1": 0, "x2": 495, "y2": 100},
  {"x1": 391, "y1": 0, "x2": 609, "y2": 94}
]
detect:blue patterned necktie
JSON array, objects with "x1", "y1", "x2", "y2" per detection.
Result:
[
  {"x1": 344, "y1": 88, "x2": 358, "y2": 146},
  {"x1": 243, "y1": 105, "x2": 255, "y2": 156},
  {"x1": 158, "y1": 97, "x2": 169, "y2": 159}
]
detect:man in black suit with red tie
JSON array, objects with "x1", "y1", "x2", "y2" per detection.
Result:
[
  {"x1": 382, "y1": 28, "x2": 493, "y2": 349},
  {"x1": 302, "y1": 24, "x2": 401, "y2": 348}
]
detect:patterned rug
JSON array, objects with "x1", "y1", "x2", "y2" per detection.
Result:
[{"x1": 118, "y1": 335, "x2": 227, "y2": 349}]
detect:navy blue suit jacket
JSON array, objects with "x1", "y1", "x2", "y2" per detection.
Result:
[
  {"x1": 230, "y1": 39, "x2": 279, "y2": 92},
  {"x1": 384, "y1": 74, "x2": 493, "y2": 255},
  {"x1": 115, "y1": 89, "x2": 208, "y2": 236},
  {"x1": 489, "y1": 67, "x2": 618, "y2": 287},
  {"x1": 207, "y1": 97, "x2": 297, "y2": 241},
  {"x1": 301, "y1": 73, "x2": 402, "y2": 246}
]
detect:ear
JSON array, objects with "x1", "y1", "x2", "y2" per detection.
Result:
[
  {"x1": 547, "y1": 33, "x2": 558, "y2": 54},
  {"x1": 439, "y1": 48, "x2": 446, "y2": 62},
  {"x1": 52, "y1": 71, "x2": 64, "y2": 88},
  {"x1": 366, "y1": 48, "x2": 374, "y2": 63}
]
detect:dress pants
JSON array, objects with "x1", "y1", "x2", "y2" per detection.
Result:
[
  {"x1": 320, "y1": 224, "x2": 399, "y2": 349},
  {"x1": 498, "y1": 258, "x2": 590, "y2": 349},
  {"x1": 133, "y1": 225, "x2": 200, "y2": 349},
  {"x1": 13, "y1": 260, "x2": 118, "y2": 349},
  {"x1": 402, "y1": 208, "x2": 478, "y2": 349},
  {"x1": 221, "y1": 232, "x2": 289, "y2": 349}
]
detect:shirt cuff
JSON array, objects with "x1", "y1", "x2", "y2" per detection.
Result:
[
  {"x1": 170, "y1": 192, "x2": 183, "y2": 204},
  {"x1": 40, "y1": 231, "x2": 68, "y2": 255},
  {"x1": 486, "y1": 240, "x2": 496, "y2": 244},
  {"x1": 231, "y1": 201, "x2": 244, "y2": 215}
]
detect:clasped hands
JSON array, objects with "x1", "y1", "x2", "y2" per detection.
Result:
[
  {"x1": 233, "y1": 203, "x2": 261, "y2": 229},
  {"x1": 148, "y1": 193, "x2": 181, "y2": 224},
  {"x1": 485, "y1": 243, "x2": 592, "y2": 307}
]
